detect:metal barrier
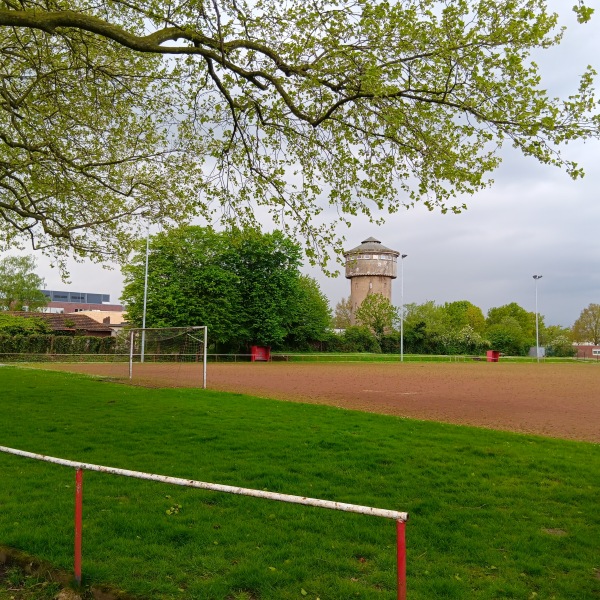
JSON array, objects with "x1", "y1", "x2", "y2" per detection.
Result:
[{"x1": 0, "y1": 445, "x2": 409, "y2": 599}]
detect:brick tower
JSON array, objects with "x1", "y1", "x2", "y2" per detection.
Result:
[{"x1": 344, "y1": 237, "x2": 400, "y2": 323}]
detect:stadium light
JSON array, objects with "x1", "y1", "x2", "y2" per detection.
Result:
[
  {"x1": 141, "y1": 225, "x2": 150, "y2": 363},
  {"x1": 533, "y1": 275, "x2": 542, "y2": 363},
  {"x1": 400, "y1": 254, "x2": 408, "y2": 362}
]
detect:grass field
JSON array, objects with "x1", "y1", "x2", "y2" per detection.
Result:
[{"x1": 0, "y1": 366, "x2": 599, "y2": 599}]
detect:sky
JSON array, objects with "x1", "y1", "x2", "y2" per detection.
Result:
[{"x1": 24, "y1": 3, "x2": 600, "y2": 328}]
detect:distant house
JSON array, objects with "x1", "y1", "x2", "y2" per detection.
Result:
[
  {"x1": 573, "y1": 345, "x2": 600, "y2": 359},
  {"x1": 72, "y1": 310, "x2": 128, "y2": 335},
  {"x1": 73, "y1": 310, "x2": 127, "y2": 325},
  {"x1": 7, "y1": 312, "x2": 113, "y2": 337}
]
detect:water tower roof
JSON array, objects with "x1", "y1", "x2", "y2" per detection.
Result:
[{"x1": 344, "y1": 236, "x2": 399, "y2": 256}]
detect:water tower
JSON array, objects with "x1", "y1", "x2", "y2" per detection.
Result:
[{"x1": 344, "y1": 237, "x2": 400, "y2": 323}]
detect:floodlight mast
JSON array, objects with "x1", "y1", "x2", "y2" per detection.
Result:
[
  {"x1": 400, "y1": 254, "x2": 408, "y2": 362},
  {"x1": 533, "y1": 275, "x2": 543, "y2": 363},
  {"x1": 141, "y1": 225, "x2": 150, "y2": 363}
]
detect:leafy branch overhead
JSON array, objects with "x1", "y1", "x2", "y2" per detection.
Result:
[{"x1": 0, "y1": 1, "x2": 598, "y2": 269}]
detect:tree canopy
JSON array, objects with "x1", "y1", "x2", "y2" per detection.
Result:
[
  {"x1": 444, "y1": 300, "x2": 486, "y2": 333},
  {"x1": 333, "y1": 297, "x2": 352, "y2": 329},
  {"x1": 355, "y1": 293, "x2": 399, "y2": 340},
  {"x1": 0, "y1": 311, "x2": 49, "y2": 334},
  {"x1": 398, "y1": 299, "x2": 545, "y2": 355},
  {"x1": 571, "y1": 303, "x2": 600, "y2": 344},
  {"x1": 285, "y1": 275, "x2": 333, "y2": 349},
  {"x1": 0, "y1": 254, "x2": 47, "y2": 310},
  {"x1": 0, "y1": 1, "x2": 598, "y2": 270},
  {"x1": 486, "y1": 316, "x2": 532, "y2": 356},
  {"x1": 486, "y1": 302, "x2": 538, "y2": 339},
  {"x1": 121, "y1": 226, "x2": 331, "y2": 350}
]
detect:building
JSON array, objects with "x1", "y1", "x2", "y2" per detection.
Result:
[
  {"x1": 344, "y1": 237, "x2": 400, "y2": 323},
  {"x1": 73, "y1": 310, "x2": 128, "y2": 336},
  {"x1": 7, "y1": 311, "x2": 114, "y2": 337},
  {"x1": 72, "y1": 310, "x2": 127, "y2": 325},
  {"x1": 574, "y1": 345, "x2": 600, "y2": 359},
  {"x1": 41, "y1": 289, "x2": 123, "y2": 314}
]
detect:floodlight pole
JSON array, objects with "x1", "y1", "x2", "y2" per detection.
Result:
[
  {"x1": 533, "y1": 275, "x2": 542, "y2": 363},
  {"x1": 141, "y1": 225, "x2": 150, "y2": 363},
  {"x1": 400, "y1": 254, "x2": 408, "y2": 362}
]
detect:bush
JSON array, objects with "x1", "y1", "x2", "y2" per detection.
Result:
[
  {"x1": 0, "y1": 334, "x2": 117, "y2": 356},
  {"x1": 380, "y1": 331, "x2": 401, "y2": 354},
  {"x1": 438, "y1": 326, "x2": 489, "y2": 355},
  {"x1": 0, "y1": 314, "x2": 50, "y2": 336},
  {"x1": 486, "y1": 321, "x2": 531, "y2": 356},
  {"x1": 546, "y1": 336, "x2": 576, "y2": 357},
  {"x1": 339, "y1": 326, "x2": 381, "y2": 353}
]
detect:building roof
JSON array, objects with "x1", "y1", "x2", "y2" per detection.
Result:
[
  {"x1": 6, "y1": 312, "x2": 114, "y2": 334},
  {"x1": 344, "y1": 237, "x2": 399, "y2": 256},
  {"x1": 73, "y1": 310, "x2": 127, "y2": 325}
]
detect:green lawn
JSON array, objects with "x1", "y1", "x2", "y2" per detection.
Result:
[{"x1": 0, "y1": 366, "x2": 598, "y2": 599}]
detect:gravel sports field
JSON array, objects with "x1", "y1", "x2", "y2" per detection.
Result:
[{"x1": 25, "y1": 361, "x2": 600, "y2": 443}]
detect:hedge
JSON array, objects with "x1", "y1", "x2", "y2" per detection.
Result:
[{"x1": 0, "y1": 334, "x2": 116, "y2": 355}]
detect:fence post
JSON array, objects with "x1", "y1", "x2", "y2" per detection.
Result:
[
  {"x1": 397, "y1": 519, "x2": 406, "y2": 600},
  {"x1": 74, "y1": 469, "x2": 83, "y2": 585}
]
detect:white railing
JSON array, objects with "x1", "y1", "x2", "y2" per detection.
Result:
[{"x1": 0, "y1": 445, "x2": 409, "y2": 599}]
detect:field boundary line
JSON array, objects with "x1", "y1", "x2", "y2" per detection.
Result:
[{"x1": 0, "y1": 445, "x2": 409, "y2": 599}]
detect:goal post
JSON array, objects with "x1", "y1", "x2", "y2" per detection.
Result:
[{"x1": 128, "y1": 326, "x2": 208, "y2": 389}]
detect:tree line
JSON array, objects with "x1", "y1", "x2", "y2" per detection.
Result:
[
  {"x1": 107, "y1": 227, "x2": 600, "y2": 355},
  {"x1": 334, "y1": 296, "x2": 600, "y2": 356},
  {"x1": 0, "y1": 242, "x2": 599, "y2": 356}
]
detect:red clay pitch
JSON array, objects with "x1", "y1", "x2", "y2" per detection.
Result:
[{"x1": 29, "y1": 361, "x2": 600, "y2": 442}]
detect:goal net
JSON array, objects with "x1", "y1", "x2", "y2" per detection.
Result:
[{"x1": 128, "y1": 326, "x2": 207, "y2": 388}]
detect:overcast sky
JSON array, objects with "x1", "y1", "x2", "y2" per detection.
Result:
[{"x1": 27, "y1": 3, "x2": 599, "y2": 328}]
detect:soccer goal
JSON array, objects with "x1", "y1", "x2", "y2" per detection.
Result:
[{"x1": 128, "y1": 326, "x2": 207, "y2": 388}]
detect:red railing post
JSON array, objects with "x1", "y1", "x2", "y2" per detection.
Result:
[
  {"x1": 397, "y1": 519, "x2": 406, "y2": 600},
  {"x1": 74, "y1": 468, "x2": 83, "y2": 585}
]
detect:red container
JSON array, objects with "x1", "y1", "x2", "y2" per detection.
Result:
[
  {"x1": 251, "y1": 346, "x2": 271, "y2": 362},
  {"x1": 486, "y1": 350, "x2": 500, "y2": 362}
]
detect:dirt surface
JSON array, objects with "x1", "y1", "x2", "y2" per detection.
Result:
[
  {"x1": 24, "y1": 361, "x2": 600, "y2": 442},
  {"x1": 0, "y1": 546, "x2": 136, "y2": 600}
]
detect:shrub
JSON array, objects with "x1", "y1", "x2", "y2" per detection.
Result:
[
  {"x1": 340, "y1": 326, "x2": 381, "y2": 353},
  {"x1": 380, "y1": 331, "x2": 401, "y2": 354},
  {"x1": 0, "y1": 334, "x2": 117, "y2": 356},
  {"x1": 546, "y1": 336, "x2": 576, "y2": 357},
  {"x1": 0, "y1": 314, "x2": 50, "y2": 336}
]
